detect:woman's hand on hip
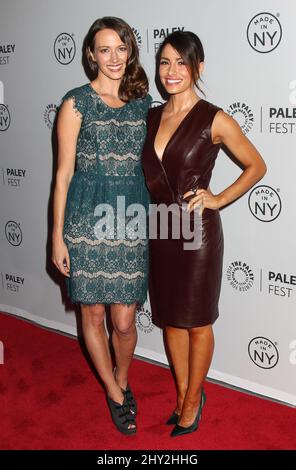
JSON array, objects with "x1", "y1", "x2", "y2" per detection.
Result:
[{"x1": 183, "y1": 188, "x2": 222, "y2": 214}]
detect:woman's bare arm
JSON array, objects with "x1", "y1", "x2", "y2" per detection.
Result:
[{"x1": 52, "y1": 99, "x2": 81, "y2": 275}]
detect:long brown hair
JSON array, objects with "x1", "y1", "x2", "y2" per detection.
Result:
[{"x1": 85, "y1": 17, "x2": 148, "y2": 101}]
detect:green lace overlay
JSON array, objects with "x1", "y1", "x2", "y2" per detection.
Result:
[{"x1": 61, "y1": 84, "x2": 151, "y2": 305}]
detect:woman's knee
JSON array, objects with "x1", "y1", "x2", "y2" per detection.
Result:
[
  {"x1": 113, "y1": 317, "x2": 136, "y2": 336},
  {"x1": 111, "y1": 304, "x2": 136, "y2": 335},
  {"x1": 81, "y1": 304, "x2": 105, "y2": 328},
  {"x1": 189, "y1": 324, "x2": 213, "y2": 339}
]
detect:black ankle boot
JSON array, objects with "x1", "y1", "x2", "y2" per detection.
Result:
[
  {"x1": 106, "y1": 395, "x2": 137, "y2": 435},
  {"x1": 121, "y1": 383, "x2": 137, "y2": 416}
]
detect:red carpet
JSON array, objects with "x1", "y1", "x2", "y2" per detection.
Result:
[{"x1": 0, "y1": 311, "x2": 295, "y2": 450}]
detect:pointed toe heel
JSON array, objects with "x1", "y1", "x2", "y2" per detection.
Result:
[
  {"x1": 171, "y1": 388, "x2": 206, "y2": 438},
  {"x1": 171, "y1": 419, "x2": 199, "y2": 437},
  {"x1": 166, "y1": 411, "x2": 180, "y2": 425}
]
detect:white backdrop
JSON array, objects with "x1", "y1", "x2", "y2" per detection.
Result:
[{"x1": 1, "y1": 0, "x2": 295, "y2": 406}]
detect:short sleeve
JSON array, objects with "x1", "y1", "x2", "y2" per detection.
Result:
[
  {"x1": 146, "y1": 93, "x2": 153, "y2": 110},
  {"x1": 147, "y1": 93, "x2": 153, "y2": 106},
  {"x1": 60, "y1": 86, "x2": 86, "y2": 120}
]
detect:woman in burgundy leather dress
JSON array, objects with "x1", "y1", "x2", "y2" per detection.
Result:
[{"x1": 141, "y1": 31, "x2": 266, "y2": 437}]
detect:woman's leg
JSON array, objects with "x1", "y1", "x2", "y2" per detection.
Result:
[
  {"x1": 80, "y1": 303, "x2": 124, "y2": 404},
  {"x1": 165, "y1": 326, "x2": 190, "y2": 415},
  {"x1": 110, "y1": 303, "x2": 137, "y2": 390},
  {"x1": 178, "y1": 324, "x2": 214, "y2": 427}
]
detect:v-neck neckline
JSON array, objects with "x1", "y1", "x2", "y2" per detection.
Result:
[
  {"x1": 153, "y1": 99, "x2": 204, "y2": 163},
  {"x1": 88, "y1": 83, "x2": 128, "y2": 110}
]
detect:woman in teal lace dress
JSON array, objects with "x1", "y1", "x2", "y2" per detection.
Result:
[{"x1": 52, "y1": 17, "x2": 151, "y2": 435}]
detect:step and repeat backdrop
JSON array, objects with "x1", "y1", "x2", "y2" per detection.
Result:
[{"x1": 1, "y1": 0, "x2": 295, "y2": 405}]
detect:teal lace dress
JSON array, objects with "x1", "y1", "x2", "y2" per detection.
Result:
[{"x1": 61, "y1": 84, "x2": 151, "y2": 305}]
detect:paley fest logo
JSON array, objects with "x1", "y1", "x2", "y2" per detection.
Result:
[
  {"x1": 263, "y1": 81, "x2": 296, "y2": 135},
  {"x1": 1, "y1": 168, "x2": 26, "y2": 188},
  {"x1": 54, "y1": 33, "x2": 76, "y2": 65},
  {"x1": 248, "y1": 337, "x2": 279, "y2": 369},
  {"x1": 227, "y1": 261, "x2": 254, "y2": 292},
  {"x1": 247, "y1": 12, "x2": 282, "y2": 53},
  {"x1": 136, "y1": 306, "x2": 154, "y2": 334},
  {"x1": 248, "y1": 185, "x2": 281, "y2": 222},
  {"x1": 44, "y1": 104, "x2": 58, "y2": 129},
  {"x1": 227, "y1": 102, "x2": 254, "y2": 134},
  {"x1": 265, "y1": 270, "x2": 295, "y2": 299},
  {"x1": 152, "y1": 26, "x2": 185, "y2": 53},
  {"x1": 5, "y1": 221, "x2": 22, "y2": 246},
  {"x1": 2, "y1": 271, "x2": 25, "y2": 294},
  {"x1": 0, "y1": 43, "x2": 15, "y2": 65}
]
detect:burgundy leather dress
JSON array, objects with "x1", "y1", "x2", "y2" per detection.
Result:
[{"x1": 141, "y1": 99, "x2": 224, "y2": 328}]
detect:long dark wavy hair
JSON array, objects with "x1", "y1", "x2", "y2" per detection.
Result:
[
  {"x1": 156, "y1": 31, "x2": 205, "y2": 96},
  {"x1": 84, "y1": 17, "x2": 148, "y2": 101}
]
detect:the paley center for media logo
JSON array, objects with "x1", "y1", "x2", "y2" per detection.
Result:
[
  {"x1": 227, "y1": 102, "x2": 254, "y2": 134},
  {"x1": 226, "y1": 261, "x2": 254, "y2": 292}
]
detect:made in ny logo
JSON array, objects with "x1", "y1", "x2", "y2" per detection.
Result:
[
  {"x1": 248, "y1": 336, "x2": 279, "y2": 369},
  {"x1": 5, "y1": 221, "x2": 23, "y2": 246},
  {"x1": 0, "y1": 103, "x2": 10, "y2": 131},
  {"x1": 54, "y1": 33, "x2": 76, "y2": 65},
  {"x1": 248, "y1": 185, "x2": 281, "y2": 222},
  {"x1": 247, "y1": 12, "x2": 282, "y2": 53}
]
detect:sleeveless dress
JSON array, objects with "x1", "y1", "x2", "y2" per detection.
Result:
[
  {"x1": 61, "y1": 84, "x2": 151, "y2": 305},
  {"x1": 141, "y1": 99, "x2": 224, "y2": 328}
]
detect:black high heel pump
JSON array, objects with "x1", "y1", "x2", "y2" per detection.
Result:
[
  {"x1": 170, "y1": 388, "x2": 206, "y2": 437},
  {"x1": 166, "y1": 410, "x2": 180, "y2": 425}
]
